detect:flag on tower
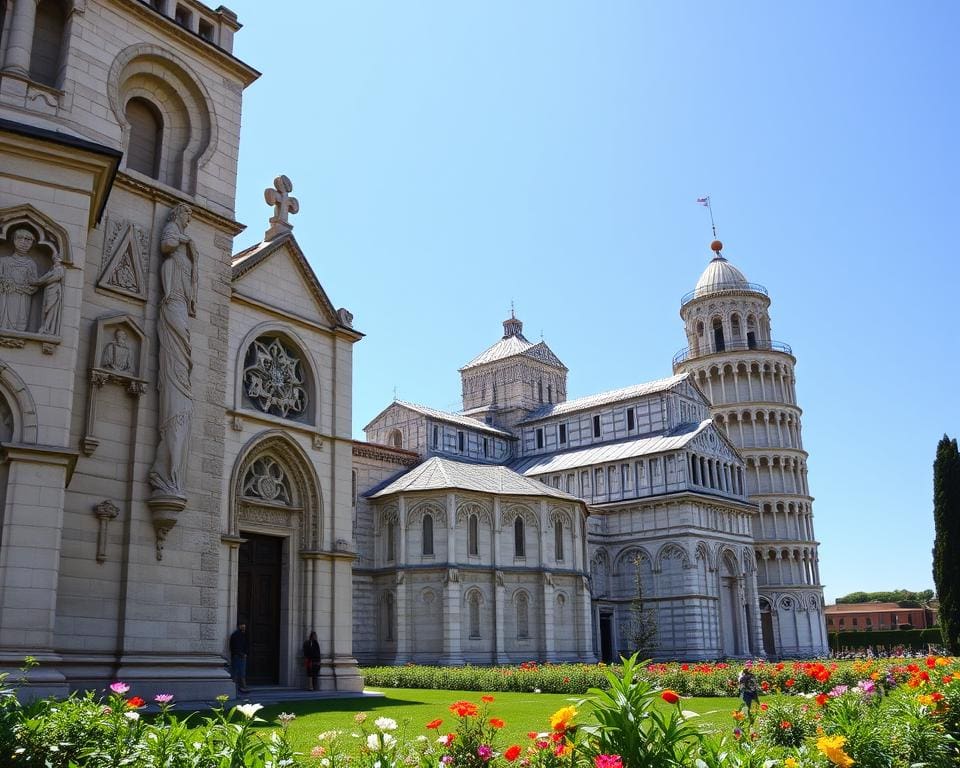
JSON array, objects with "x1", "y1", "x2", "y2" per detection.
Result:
[{"x1": 696, "y1": 196, "x2": 711, "y2": 207}]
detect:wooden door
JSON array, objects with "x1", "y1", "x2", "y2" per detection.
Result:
[{"x1": 238, "y1": 534, "x2": 282, "y2": 685}]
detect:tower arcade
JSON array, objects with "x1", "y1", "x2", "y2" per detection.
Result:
[{"x1": 672, "y1": 240, "x2": 828, "y2": 657}]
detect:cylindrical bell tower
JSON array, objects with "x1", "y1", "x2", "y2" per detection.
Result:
[{"x1": 673, "y1": 240, "x2": 828, "y2": 658}]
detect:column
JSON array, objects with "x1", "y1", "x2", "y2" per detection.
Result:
[
  {"x1": 3, "y1": 0, "x2": 39, "y2": 76},
  {"x1": 439, "y1": 492, "x2": 464, "y2": 665},
  {"x1": 539, "y1": 501, "x2": 556, "y2": 660},
  {"x1": 394, "y1": 496, "x2": 410, "y2": 663},
  {"x1": 0, "y1": 446, "x2": 75, "y2": 696},
  {"x1": 493, "y1": 498, "x2": 506, "y2": 663}
]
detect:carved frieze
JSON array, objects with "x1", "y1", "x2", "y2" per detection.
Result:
[
  {"x1": 242, "y1": 456, "x2": 292, "y2": 505},
  {"x1": 243, "y1": 337, "x2": 307, "y2": 418}
]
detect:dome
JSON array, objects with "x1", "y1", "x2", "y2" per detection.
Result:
[{"x1": 693, "y1": 254, "x2": 750, "y2": 296}]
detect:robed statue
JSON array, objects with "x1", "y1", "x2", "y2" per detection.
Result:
[{"x1": 148, "y1": 204, "x2": 199, "y2": 498}]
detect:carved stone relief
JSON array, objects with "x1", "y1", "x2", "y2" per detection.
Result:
[
  {"x1": 98, "y1": 218, "x2": 150, "y2": 302},
  {"x1": 0, "y1": 206, "x2": 72, "y2": 351},
  {"x1": 242, "y1": 336, "x2": 307, "y2": 419},
  {"x1": 82, "y1": 314, "x2": 148, "y2": 456},
  {"x1": 241, "y1": 457, "x2": 292, "y2": 505}
]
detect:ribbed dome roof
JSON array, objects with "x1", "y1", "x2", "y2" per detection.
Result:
[{"x1": 694, "y1": 254, "x2": 750, "y2": 295}]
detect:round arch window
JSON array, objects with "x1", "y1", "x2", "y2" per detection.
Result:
[{"x1": 242, "y1": 335, "x2": 311, "y2": 421}]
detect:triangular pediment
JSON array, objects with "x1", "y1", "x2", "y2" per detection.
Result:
[
  {"x1": 689, "y1": 422, "x2": 742, "y2": 463},
  {"x1": 97, "y1": 219, "x2": 149, "y2": 301},
  {"x1": 231, "y1": 234, "x2": 356, "y2": 333}
]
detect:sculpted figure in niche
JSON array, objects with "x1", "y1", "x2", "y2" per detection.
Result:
[
  {"x1": 148, "y1": 204, "x2": 198, "y2": 498},
  {"x1": 102, "y1": 328, "x2": 132, "y2": 372},
  {"x1": 36, "y1": 253, "x2": 64, "y2": 336},
  {"x1": 0, "y1": 228, "x2": 39, "y2": 331}
]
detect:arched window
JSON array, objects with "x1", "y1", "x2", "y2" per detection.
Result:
[
  {"x1": 422, "y1": 514, "x2": 434, "y2": 556},
  {"x1": 468, "y1": 592, "x2": 481, "y2": 638},
  {"x1": 30, "y1": 0, "x2": 66, "y2": 87},
  {"x1": 516, "y1": 592, "x2": 529, "y2": 639},
  {"x1": 514, "y1": 517, "x2": 525, "y2": 557},
  {"x1": 432, "y1": 425, "x2": 439, "y2": 449},
  {"x1": 125, "y1": 98, "x2": 163, "y2": 178},
  {"x1": 242, "y1": 335, "x2": 310, "y2": 421},
  {"x1": 387, "y1": 429, "x2": 403, "y2": 448},
  {"x1": 386, "y1": 520, "x2": 396, "y2": 562},
  {"x1": 383, "y1": 593, "x2": 395, "y2": 641},
  {"x1": 554, "y1": 519, "x2": 564, "y2": 561},
  {"x1": 731, "y1": 314, "x2": 742, "y2": 340},
  {"x1": 746, "y1": 315, "x2": 757, "y2": 349},
  {"x1": 468, "y1": 514, "x2": 479, "y2": 556},
  {"x1": 712, "y1": 318, "x2": 725, "y2": 352}
]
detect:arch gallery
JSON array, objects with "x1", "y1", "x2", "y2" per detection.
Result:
[{"x1": 0, "y1": 0, "x2": 826, "y2": 699}]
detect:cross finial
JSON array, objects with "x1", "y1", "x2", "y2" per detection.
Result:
[{"x1": 264, "y1": 174, "x2": 300, "y2": 241}]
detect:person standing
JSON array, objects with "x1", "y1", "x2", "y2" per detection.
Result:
[
  {"x1": 230, "y1": 622, "x2": 249, "y2": 694},
  {"x1": 302, "y1": 630, "x2": 321, "y2": 691},
  {"x1": 738, "y1": 666, "x2": 760, "y2": 719}
]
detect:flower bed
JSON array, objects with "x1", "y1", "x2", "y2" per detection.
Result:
[{"x1": 2, "y1": 655, "x2": 959, "y2": 766}]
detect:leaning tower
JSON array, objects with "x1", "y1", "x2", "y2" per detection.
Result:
[{"x1": 673, "y1": 240, "x2": 828, "y2": 657}]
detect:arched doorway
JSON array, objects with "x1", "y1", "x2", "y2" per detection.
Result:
[{"x1": 718, "y1": 551, "x2": 743, "y2": 657}]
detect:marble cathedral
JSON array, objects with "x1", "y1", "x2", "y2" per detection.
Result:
[{"x1": 0, "y1": 0, "x2": 827, "y2": 699}]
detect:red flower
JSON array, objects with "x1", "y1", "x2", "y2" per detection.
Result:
[
  {"x1": 815, "y1": 694, "x2": 829, "y2": 707},
  {"x1": 661, "y1": 689, "x2": 680, "y2": 704},
  {"x1": 780, "y1": 720, "x2": 792, "y2": 729},
  {"x1": 504, "y1": 745, "x2": 522, "y2": 761},
  {"x1": 126, "y1": 696, "x2": 145, "y2": 708},
  {"x1": 761, "y1": 681, "x2": 770, "y2": 691},
  {"x1": 426, "y1": 718, "x2": 443, "y2": 729},
  {"x1": 489, "y1": 718, "x2": 505, "y2": 729},
  {"x1": 785, "y1": 678, "x2": 795, "y2": 688},
  {"x1": 450, "y1": 701, "x2": 479, "y2": 718},
  {"x1": 760, "y1": 703, "x2": 768, "y2": 711},
  {"x1": 926, "y1": 657, "x2": 937, "y2": 669},
  {"x1": 481, "y1": 695, "x2": 495, "y2": 703},
  {"x1": 527, "y1": 731, "x2": 539, "y2": 739}
]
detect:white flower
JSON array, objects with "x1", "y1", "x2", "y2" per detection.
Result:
[
  {"x1": 236, "y1": 702, "x2": 264, "y2": 719},
  {"x1": 533, "y1": 688, "x2": 542, "y2": 694},
  {"x1": 367, "y1": 733, "x2": 381, "y2": 750},
  {"x1": 437, "y1": 733, "x2": 455, "y2": 746},
  {"x1": 123, "y1": 711, "x2": 140, "y2": 721},
  {"x1": 374, "y1": 716, "x2": 398, "y2": 731},
  {"x1": 416, "y1": 735, "x2": 428, "y2": 742},
  {"x1": 320, "y1": 760, "x2": 330, "y2": 768}
]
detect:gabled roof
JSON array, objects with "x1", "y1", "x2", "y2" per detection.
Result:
[
  {"x1": 519, "y1": 373, "x2": 692, "y2": 424},
  {"x1": 460, "y1": 335, "x2": 566, "y2": 371},
  {"x1": 368, "y1": 456, "x2": 583, "y2": 503},
  {"x1": 510, "y1": 419, "x2": 724, "y2": 476},
  {"x1": 363, "y1": 400, "x2": 514, "y2": 438},
  {"x1": 231, "y1": 232, "x2": 360, "y2": 336}
]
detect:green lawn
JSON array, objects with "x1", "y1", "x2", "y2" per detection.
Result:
[{"x1": 252, "y1": 687, "x2": 746, "y2": 757}]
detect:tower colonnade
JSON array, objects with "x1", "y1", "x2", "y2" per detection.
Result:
[{"x1": 673, "y1": 240, "x2": 828, "y2": 657}]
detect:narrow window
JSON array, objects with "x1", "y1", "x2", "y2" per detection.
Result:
[
  {"x1": 627, "y1": 408, "x2": 635, "y2": 431},
  {"x1": 483, "y1": 437, "x2": 489, "y2": 457},
  {"x1": 593, "y1": 415, "x2": 601, "y2": 438},
  {"x1": 351, "y1": 470, "x2": 357, "y2": 508},
  {"x1": 536, "y1": 428, "x2": 544, "y2": 449},
  {"x1": 384, "y1": 593, "x2": 395, "y2": 641},
  {"x1": 432, "y1": 426, "x2": 439, "y2": 449},
  {"x1": 514, "y1": 517, "x2": 525, "y2": 557},
  {"x1": 547, "y1": 384, "x2": 553, "y2": 403},
  {"x1": 388, "y1": 429, "x2": 403, "y2": 448},
  {"x1": 558, "y1": 423, "x2": 567, "y2": 444},
  {"x1": 712, "y1": 318, "x2": 725, "y2": 352},
  {"x1": 175, "y1": 4, "x2": 192, "y2": 27},
  {"x1": 386, "y1": 520, "x2": 396, "y2": 562},
  {"x1": 538, "y1": 380, "x2": 543, "y2": 403},
  {"x1": 198, "y1": 18, "x2": 215, "y2": 41},
  {"x1": 468, "y1": 514, "x2": 479, "y2": 556},
  {"x1": 469, "y1": 592, "x2": 481, "y2": 638},
  {"x1": 30, "y1": 0, "x2": 66, "y2": 87},
  {"x1": 457, "y1": 431, "x2": 465, "y2": 453},
  {"x1": 422, "y1": 514, "x2": 434, "y2": 556},
  {"x1": 566, "y1": 473, "x2": 574, "y2": 493},
  {"x1": 595, "y1": 467, "x2": 604, "y2": 494},
  {"x1": 554, "y1": 520, "x2": 564, "y2": 561},
  {"x1": 125, "y1": 98, "x2": 163, "y2": 179},
  {"x1": 516, "y1": 592, "x2": 529, "y2": 639}
]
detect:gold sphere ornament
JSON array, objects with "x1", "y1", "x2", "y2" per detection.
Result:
[{"x1": 710, "y1": 240, "x2": 723, "y2": 253}]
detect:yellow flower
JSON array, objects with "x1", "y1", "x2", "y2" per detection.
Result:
[
  {"x1": 935, "y1": 657, "x2": 949, "y2": 667},
  {"x1": 785, "y1": 759, "x2": 799, "y2": 768},
  {"x1": 817, "y1": 735, "x2": 855, "y2": 768},
  {"x1": 917, "y1": 694, "x2": 934, "y2": 707},
  {"x1": 549, "y1": 705, "x2": 578, "y2": 732}
]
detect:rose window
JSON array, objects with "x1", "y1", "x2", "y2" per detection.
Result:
[{"x1": 243, "y1": 337, "x2": 308, "y2": 418}]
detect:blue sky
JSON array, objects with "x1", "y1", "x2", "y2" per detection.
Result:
[{"x1": 226, "y1": 1, "x2": 959, "y2": 604}]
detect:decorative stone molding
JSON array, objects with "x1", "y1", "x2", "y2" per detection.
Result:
[
  {"x1": 146, "y1": 493, "x2": 187, "y2": 561},
  {"x1": 456, "y1": 501, "x2": 491, "y2": 527},
  {"x1": 242, "y1": 336, "x2": 307, "y2": 418},
  {"x1": 351, "y1": 442, "x2": 418, "y2": 467},
  {"x1": 82, "y1": 314, "x2": 148, "y2": 456},
  {"x1": 406, "y1": 501, "x2": 446, "y2": 529},
  {"x1": 97, "y1": 218, "x2": 150, "y2": 302},
  {"x1": 241, "y1": 456, "x2": 292, "y2": 505},
  {"x1": 93, "y1": 500, "x2": 120, "y2": 563}
]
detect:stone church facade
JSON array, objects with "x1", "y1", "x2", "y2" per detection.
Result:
[{"x1": 0, "y1": 0, "x2": 828, "y2": 699}]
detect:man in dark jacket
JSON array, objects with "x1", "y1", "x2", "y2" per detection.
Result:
[{"x1": 229, "y1": 622, "x2": 249, "y2": 693}]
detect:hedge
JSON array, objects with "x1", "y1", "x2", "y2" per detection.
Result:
[{"x1": 827, "y1": 627, "x2": 943, "y2": 651}]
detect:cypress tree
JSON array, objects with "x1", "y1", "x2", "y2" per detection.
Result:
[{"x1": 932, "y1": 434, "x2": 960, "y2": 654}]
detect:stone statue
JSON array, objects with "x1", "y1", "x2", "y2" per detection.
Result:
[
  {"x1": 101, "y1": 328, "x2": 132, "y2": 372},
  {"x1": 36, "y1": 253, "x2": 64, "y2": 336},
  {"x1": 0, "y1": 228, "x2": 39, "y2": 331},
  {"x1": 148, "y1": 204, "x2": 198, "y2": 498}
]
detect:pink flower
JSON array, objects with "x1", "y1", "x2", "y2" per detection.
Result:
[
  {"x1": 595, "y1": 755, "x2": 623, "y2": 768},
  {"x1": 477, "y1": 744, "x2": 493, "y2": 761},
  {"x1": 109, "y1": 682, "x2": 130, "y2": 695},
  {"x1": 154, "y1": 693, "x2": 174, "y2": 704}
]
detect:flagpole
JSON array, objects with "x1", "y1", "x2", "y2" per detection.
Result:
[{"x1": 697, "y1": 195, "x2": 718, "y2": 239}]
